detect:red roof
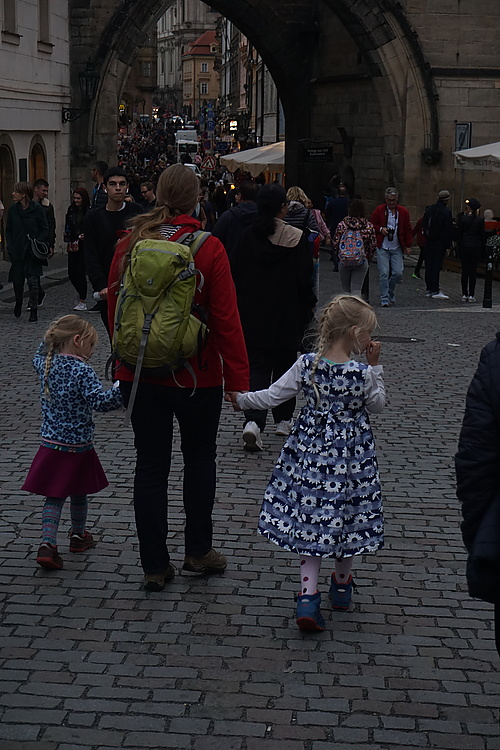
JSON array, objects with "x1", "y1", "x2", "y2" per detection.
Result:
[{"x1": 184, "y1": 30, "x2": 217, "y2": 57}]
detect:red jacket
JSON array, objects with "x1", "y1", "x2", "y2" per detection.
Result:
[
  {"x1": 370, "y1": 203, "x2": 413, "y2": 250},
  {"x1": 107, "y1": 215, "x2": 249, "y2": 392}
]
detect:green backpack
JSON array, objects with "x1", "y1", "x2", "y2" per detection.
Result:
[{"x1": 111, "y1": 230, "x2": 210, "y2": 423}]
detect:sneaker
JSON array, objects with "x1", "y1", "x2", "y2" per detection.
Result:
[
  {"x1": 275, "y1": 420, "x2": 292, "y2": 437},
  {"x1": 73, "y1": 301, "x2": 88, "y2": 311},
  {"x1": 388, "y1": 296, "x2": 396, "y2": 305},
  {"x1": 36, "y1": 543, "x2": 63, "y2": 570},
  {"x1": 295, "y1": 592, "x2": 325, "y2": 632},
  {"x1": 29, "y1": 309, "x2": 38, "y2": 322},
  {"x1": 431, "y1": 291, "x2": 449, "y2": 300},
  {"x1": 38, "y1": 289, "x2": 46, "y2": 307},
  {"x1": 329, "y1": 573, "x2": 353, "y2": 610},
  {"x1": 144, "y1": 563, "x2": 176, "y2": 592},
  {"x1": 462, "y1": 295, "x2": 468, "y2": 302},
  {"x1": 69, "y1": 530, "x2": 96, "y2": 553},
  {"x1": 425, "y1": 291, "x2": 433, "y2": 298},
  {"x1": 468, "y1": 296, "x2": 476, "y2": 303},
  {"x1": 380, "y1": 301, "x2": 389, "y2": 308},
  {"x1": 243, "y1": 421, "x2": 263, "y2": 452},
  {"x1": 411, "y1": 272, "x2": 421, "y2": 279},
  {"x1": 183, "y1": 548, "x2": 227, "y2": 574},
  {"x1": 87, "y1": 303, "x2": 100, "y2": 313}
]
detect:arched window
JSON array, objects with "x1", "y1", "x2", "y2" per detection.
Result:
[
  {"x1": 30, "y1": 143, "x2": 46, "y2": 184},
  {"x1": 0, "y1": 141, "x2": 15, "y2": 258}
]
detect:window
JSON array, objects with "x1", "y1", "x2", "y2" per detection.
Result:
[
  {"x1": 3, "y1": 0, "x2": 17, "y2": 33},
  {"x1": 201, "y1": 62, "x2": 208, "y2": 73},
  {"x1": 142, "y1": 62, "x2": 151, "y2": 78},
  {"x1": 200, "y1": 82, "x2": 208, "y2": 95},
  {"x1": 38, "y1": 0, "x2": 50, "y2": 43}
]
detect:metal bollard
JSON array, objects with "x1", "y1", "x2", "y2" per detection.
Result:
[{"x1": 483, "y1": 246, "x2": 493, "y2": 308}]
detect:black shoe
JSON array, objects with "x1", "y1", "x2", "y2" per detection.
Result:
[
  {"x1": 29, "y1": 309, "x2": 38, "y2": 322},
  {"x1": 14, "y1": 300, "x2": 22, "y2": 318},
  {"x1": 87, "y1": 303, "x2": 100, "y2": 313},
  {"x1": 38, "y1": 289, "x2": 46, "y2": 307}
]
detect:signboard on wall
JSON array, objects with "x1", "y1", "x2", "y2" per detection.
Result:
[
  {"x1": 302, "y1": 146, "x2": 333, "y2": 163},
  {"x1": 455, "y1": 123, "x2": 472, "y2": 152}
]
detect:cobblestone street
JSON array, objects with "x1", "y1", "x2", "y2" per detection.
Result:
[{"x1": 1, "y1": 254, "x2": 500, "y2": 749}]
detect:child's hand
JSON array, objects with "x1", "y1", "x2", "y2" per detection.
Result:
[
  {"x1": 365, "y1": 340, "x2": 381, "y2": 366},
  {"x1": 224, "y1": 391, "x2": 243, "y2": 411}
]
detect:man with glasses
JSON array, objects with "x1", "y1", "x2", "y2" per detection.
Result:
[
  {"x1": 370, "y1": 187, "x2": 412, "y2": 307},
  {"x1": 84, "y1": 167, "x2": 143, "y2": 336},
  {"x1": 140, "y1": 182, "x2": 157, "y2": 212}
]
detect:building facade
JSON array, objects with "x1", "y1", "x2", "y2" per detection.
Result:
[
  {"x1": 182, "y1": 31, "x2": 219, "y2": 121},
  {"x1": 120, "y1": 33, "x2": 157, "y2": 125},
  {"x1": 0, "y1": 0, "x2": 71, "y2": 256}
]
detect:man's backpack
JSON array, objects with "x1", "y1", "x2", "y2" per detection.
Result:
[
  {"x1": 338, "y1": 228, "x2": 366, "y2": 267},
  {"x1": 111, "y1": 229, "x2": 210, "y2": 423}
]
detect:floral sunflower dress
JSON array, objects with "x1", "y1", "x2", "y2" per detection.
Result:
[{"x1": 237, "y1": 353, "x2": 385, "y2": 558}]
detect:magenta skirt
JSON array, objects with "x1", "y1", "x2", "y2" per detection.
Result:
[{"x1": 22, "y1": 446, "x2": 108, "y2": 497}]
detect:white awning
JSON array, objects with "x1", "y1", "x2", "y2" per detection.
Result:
[
  {"x1": 453, "y1": 141, "x2": 500, "y2": 172},
  {"x1": 220, "y1": 141, "x2": 285, "y2": 176}
]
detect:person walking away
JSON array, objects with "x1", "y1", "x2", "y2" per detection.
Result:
[
  {"x1": 84, "y1": 167, "x2": 143, "y2": 336},
  {"x1": 6, "y1": 181, "x2": 49, "y2": 322},
  {"x1": 32, "y1": 179, "x2": 56, "y2": 309},
  {"x1": 22, "y1": 315, "x2": 123, "y2": 570},
  {"x1": 332, "y1": 198, "x2": 376, "y2": 297},
  {"x1": 107, "y1": 164, "x2": 249, "y2": 591},
  {"x1": 422, "y1": 190, "x2": 453, "y2": 300},
  {"x1": 284, "y1": 186, "x2": 319, "y2": 234},
  {"x1": 90, "y1": 161, "x2": 108, "y2": 209},
  {"x1": 411, "y1": 216, "x2": 426, "y2": 279},
  {"x1": 64, "y1": 188, "x2": 91, "y2": 311},
  {"x1": 456, "y1": 332, "x2": 500, "y2": 657},
  {"x1": 306, "y1": 199, "x2": 331, "y2": 249},
  {"x1": 325, "y1": 187, "x2": 350, "y2": 270},
  {"x1": 212, "y1": 180, "x2": 258, "y2": 265},
  {"x1": 370, "y1": 187, "x2": 412, "y2": 307},
  {"x1": 233, "y1": 294, "x2": 385, "y2": 631},
  {"x1": 231, "y1": 184, "x2": 317, "y2": 451},
  {"x1": 456, "y1": 198, "x2": 486, "y2": 303}
]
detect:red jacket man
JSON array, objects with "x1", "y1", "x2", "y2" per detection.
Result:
[{"x1": 370, "y1": 187, "x2": 412, "y2": 307}]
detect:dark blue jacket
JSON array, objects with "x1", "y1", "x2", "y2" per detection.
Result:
[{"x1": 456, "y1": 333, "x2": 500, "y2": 602}]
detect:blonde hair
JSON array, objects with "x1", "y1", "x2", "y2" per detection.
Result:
[
  {"x1": 286, "y1": 186, "x2": 309, "y2": 206},
  {"x1": 125, "y1": 164, "x2": 200, "y2": 254},
  {"x1": 310, "y1": 295, "x2": 378, "y2": 401},
  {"x1": 42, "y1": 315, "x2": 98, "y2": 399}
]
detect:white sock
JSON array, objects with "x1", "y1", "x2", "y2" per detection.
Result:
[
  {"x1": 300, "y1": 555, "x2": 322, "y2": 595},
  {"x1": 334, "y1": 557, "x2": 353, "y2": 582}
]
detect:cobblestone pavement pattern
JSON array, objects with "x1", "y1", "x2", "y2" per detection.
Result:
[{"x1": 1, "y1": 253, "x2": 500, "y2": 750}]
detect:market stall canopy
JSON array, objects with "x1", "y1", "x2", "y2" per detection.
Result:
[
  {"x1": 220, "y1": 141, "x2": 285, "y2": 176},
  {"x1": 453, "y1": 141, "x2": 500, "y2": 172}
]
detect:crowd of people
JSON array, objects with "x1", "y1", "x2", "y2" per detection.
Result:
[{"x1": 5, "y1": 155, "x2": 500, "y2": 639}]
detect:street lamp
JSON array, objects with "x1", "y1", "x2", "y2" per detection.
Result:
[{"x1": 62, "y1": 62, "x2": 100, "y2": 123}]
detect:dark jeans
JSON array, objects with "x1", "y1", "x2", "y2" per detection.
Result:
[
  {"x1": 424, "y1": 244, "x2": 447, "y2": 294},
  {"x1": 244, "y1": 346, "x2": 297, "y2": 431},
  {"x1": 415, "y1": 248, "x2": 425, "y2": 275},
  {"x1": 120, "y1": 381, "x2": 222, "y2": 574},
  {"x1": 13, "y1": 275, "x2": 39, "y2": 309},
  {"x1": 97, "y1": 299, "x2": 110, "y2": 338},
  {"x1": 68, "y1": 250, "x2": 87, "y2": 301},
  {"x1": 460, "y1": 249, "x2": 480, "y2": 297}
]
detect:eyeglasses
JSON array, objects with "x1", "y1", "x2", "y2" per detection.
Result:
[{"x1": 141, "y1": 190, "x2": 148, "y2": 194}]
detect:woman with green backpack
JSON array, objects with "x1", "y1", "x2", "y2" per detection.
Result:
[{"x1": 107, "y1": 164, "x2": 249, "y2": 591}]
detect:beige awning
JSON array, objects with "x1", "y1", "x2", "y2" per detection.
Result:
[
  {"x1": 220, "y1": 141, "x2": 285, "y2": 176},
  {"x1": 453, "y1": 141, "x2": 500, "y2": 172}
]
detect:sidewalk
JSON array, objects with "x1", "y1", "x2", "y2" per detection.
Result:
[{"x1": 1, "y1": 256, "x2": 500, "y2": 749}]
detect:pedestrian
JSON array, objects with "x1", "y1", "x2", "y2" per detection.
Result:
[
  {"x1": 22, "y1": 315, "x2": 123, "y2": 570},
  {"x1": 422, "y1": 189, "x2": 453, "y2": 300},
  {"x1": 231, "y1": 184, "x2": 316, "y2": 452},
  {"x1": 84, "y1": 166, "x2": 143, "y2": 335},
  {"x1": 32, "y1": 178, "x2": 56, "y2": 310},
  {"x1": 90, "y1": 160, "x2": 108, "y2": 209},
  {"x1": 456, "y1": 198, "x2": 486, "y2": 303},
  {"x1": 139, "y1": 181, "x2": 157, "y2": 211},
  {"x1": 456, "y1": 332, "x2": 500, "y2": 657},
  {"x1": 325, "y1": 186, "x2": 350, "y2": 270},
  {"x1": 332, "y1": 198, "x2": 376, "y2": 297},
  {"x1": 107, "y1": 163, "x2": 249, "y2": 591},
  {"x1": 6, "y1": 181, "x2": 49, "y2": 322},
  {"x1": 370, "y1": 187, "x2": 412, "y2": 307},
  {"x1": 234, "y1": 294, "x2": 385, "y2": 631},
  {"x1": 64, "y1": 187, "x2": 90, "y2": 311},
  {"x1": 212, "y1": 180, "x2": 258, "y2": 264},
  {"x1": 284, "y1": 186, "x2": 319, "y2": 234},
  {"x1": 411, "y1": 216, "x2": 426, "y2": 279}
]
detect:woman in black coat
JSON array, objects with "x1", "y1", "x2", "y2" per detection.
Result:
[
  {"x1": 456, "y1": 333, "x2": 500, "y2": 656},
  {"x1": 456, "y1": 198, "x2": 486, "y2": 303},
  {"x1": 64, "y1": 187, "x2": 90, "y2": 311},
  {"x1": 6, "y1": 181, "x2": 49, "y2": 322},
  {"x1": 231, "y1": 184, "x2": 316, "y2": 451}
]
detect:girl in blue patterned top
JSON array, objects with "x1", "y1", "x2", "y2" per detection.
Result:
[
  {"x1": 236, "y1": 295, "x2": 385, "y2": 631},
  {"x1": 22, "y1": 315, "x2": 123, "y2": 570}
]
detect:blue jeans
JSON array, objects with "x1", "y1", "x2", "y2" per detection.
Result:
[{"x1": 377, "y1": 247, "x2": 404, "y2": 303}]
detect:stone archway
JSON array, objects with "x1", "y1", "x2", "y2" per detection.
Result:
[{"x1": 69, "y1": 0, "x2": 438, "y2": 209}]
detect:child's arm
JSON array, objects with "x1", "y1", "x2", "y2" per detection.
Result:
[
  {"x1": 78, "y1": 366, "x2": 123, "y2": 412},
  {"x1": 236, "y1": 358, "x2": 303, "y2": 411},
  {"x1": 365, "y1": 366, "x2": 385, "y2": 413}
]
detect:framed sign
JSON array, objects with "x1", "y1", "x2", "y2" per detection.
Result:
[
  {"x1": 455, "y1": 123, "x2": 472, "y2": 151},
  {"x1": 302, "y1": 146, "x2": 333, "y2": 163}
]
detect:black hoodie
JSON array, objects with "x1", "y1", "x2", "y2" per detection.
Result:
[{"x1": 212, "y1": 201, "x2": 257, "y2": 261}]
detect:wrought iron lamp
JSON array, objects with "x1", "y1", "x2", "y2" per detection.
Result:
[{"x1": 62, "y1": 62, "x2": 100, "y2": 123}]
